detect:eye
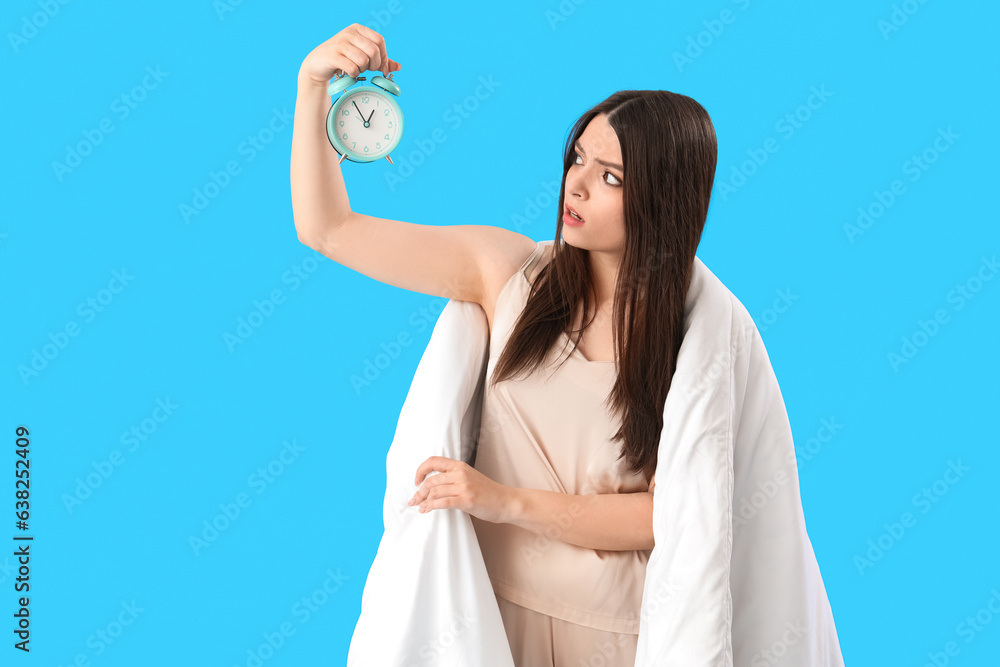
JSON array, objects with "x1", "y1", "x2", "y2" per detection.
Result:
[{"x1": 572, "y1": 152, "x2": 622, "y2": 187}]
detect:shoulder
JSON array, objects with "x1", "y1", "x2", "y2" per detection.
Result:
[
  {"x1": 478, "y1": 232, "x2": 539, "y2": 328},
  {"x1": 481, "y1": 233, "x2": 541, "y2": 296},
  {"x1": 524, "y1": 241, "x2": 555, "y2": 285}
]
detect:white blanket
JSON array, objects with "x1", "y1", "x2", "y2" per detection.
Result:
[{"x1": 346, "y1": 254, "x2": 845, "y2": 666}]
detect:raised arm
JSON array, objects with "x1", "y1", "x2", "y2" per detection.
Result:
[{"x1": 290, "y1": 24, "x2": 535, "y2": 305}]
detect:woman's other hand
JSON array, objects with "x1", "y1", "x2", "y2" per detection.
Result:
[{"x1": 408, "y1": 456, "x2": 515, "y2": 524}]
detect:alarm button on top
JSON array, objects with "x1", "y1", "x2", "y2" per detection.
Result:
[
  {"x1": 370, "y1": 75, "x2": 400, "y2": 96},
  {"x1": 327, "y1": 74, "x2": 358, "y2": 97}
]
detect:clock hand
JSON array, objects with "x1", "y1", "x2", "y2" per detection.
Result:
[
  {"x1": 366, "y1": 109, "x2": 375, "y2": 123},
  {"x1": 352, "y1": 100, "x2": 366, "y2": 121}
]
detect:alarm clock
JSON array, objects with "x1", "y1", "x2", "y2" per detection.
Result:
[{"x1": 326, "y1": 71, "x2": 403, "y2": 164}]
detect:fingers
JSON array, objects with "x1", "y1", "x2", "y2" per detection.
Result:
[
  {"x1": 353, "y1": 24, "x2": 391, "y2": 74},
  {"x1": 336, "y1": 44, "x2": 369, "y2": 78},
  {"x1": 346, "y1": 32, "x2": 380, "y2": 74},
  {"x1": 306, "y1": 24, "x2": 400, "y2": 84},
  {"x1": 408, "y1": 472, "x2": 455, "y2": 510},
  {"x1": 372, "y1": 30, "x2": 390, "y2": 75},
  {"x1": 414, "y1": 455, "x2": 457, "y2": 484},
  {"x1": 351, "y1": 23, "x2": 399, "y2": 77},
  {"x1": 410, "y1": 487, "x2": 460, "y2": 513},
  {"x1": 416, "y1": 496, "x2": 456, "y2": 513},
  {"x1": 409, "y1": 457, "x2": 468, "y2": 513}
]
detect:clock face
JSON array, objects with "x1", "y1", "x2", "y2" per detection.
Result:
[{"x1": 331, "y1": 89, "x2": 402, "y2": 160}]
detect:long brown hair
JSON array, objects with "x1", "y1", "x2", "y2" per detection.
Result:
[{"x1": 489, "y1": 90, "x2": 717, "y2": 483}]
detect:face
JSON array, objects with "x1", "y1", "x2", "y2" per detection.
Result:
[{"x1": 562, "y1": 113, "x2": 625, "y2": 252}]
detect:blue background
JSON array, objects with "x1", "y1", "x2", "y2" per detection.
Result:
[{"x1": 3, "y1": 0, "x2": 998, "y2": 664}]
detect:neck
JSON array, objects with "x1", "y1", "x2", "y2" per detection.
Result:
[{"x1": 588, "y1": 248, "x2": 621, "y2": 308}]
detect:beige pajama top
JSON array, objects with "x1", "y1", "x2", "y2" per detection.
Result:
[{"x1": 470, "y1": 241, "x2": 654, "y2": 635}]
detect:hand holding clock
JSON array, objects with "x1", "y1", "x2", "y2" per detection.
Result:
[
  {"x1": 299, "y1": 23, "x2": 402, "y2": 88},
  {"x1": 300, "y1": 24, "x2": 405, "y2": 164}
]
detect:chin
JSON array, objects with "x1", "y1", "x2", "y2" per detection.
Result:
[
  {"x1": 560, "y1": 229, "x2": 587, "y2": 248},
  {"x1": 561, "y1": 223, "x2": 598, "y2": 240}
]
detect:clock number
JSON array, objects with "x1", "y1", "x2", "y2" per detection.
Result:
[
  {"x1": 384, "y1": 134, "x2": 390, "y2": 140},
  {"x1": 342, "y1": 109, "x2": 349, "y2": 116},
  {"x1": 376, "y1": 142, "x2": 381, "y2": 149},
  {"x1": 388, "y1": 121, "x2": 393, "y2": 128},
  {"x1": 339, "y1": 120, "x2": 344, "y2": 127},
  {"x1": 384, "y1": 109, "x2": 389, "y2": 116},
  {"x1": 364, "y1": 146, "x2": 369, "y2": 153},
  {"x1": 342, "y1": 132, "x2": 348, "y2": 140},
  {"x1": 362, "y1": 95, "x2": 369, "y2": 103}
]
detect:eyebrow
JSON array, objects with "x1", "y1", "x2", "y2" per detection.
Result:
[{"x1": 574, "y1": 140, "x2": 623, "y2": 172}]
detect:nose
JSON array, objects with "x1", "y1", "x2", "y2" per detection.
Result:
[{"x1": 565, "y1": 165, "x2": 587, "y2": 200}]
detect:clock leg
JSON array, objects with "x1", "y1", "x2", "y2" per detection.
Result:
[
  {"x1": 384, "y1": 155, "x2": 393, "y2": 165},
  {"x1": 339, "y1": 152, "x2": 348, "y2": 164}
]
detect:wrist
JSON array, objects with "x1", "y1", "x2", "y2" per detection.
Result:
[
  {"x1": 297, "y1": 70, "x2": 331, "y2": 93},
  {"x1": 501, "y1": 486, "x2": 527, "y2": 526}
]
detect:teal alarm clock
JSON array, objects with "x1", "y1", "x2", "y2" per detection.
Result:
[{"x1": 326, "y1": 72, "x2": 403, "y2": 164}]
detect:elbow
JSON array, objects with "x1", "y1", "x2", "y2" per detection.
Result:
[
  {"x1": 296, "y1": 230, "x2": 318, "y2": 250},
  {"x1": 294, "y1": 213, "x2": 349, "y2": 252},
  {"x1": 642, "y1": 492, "x2": 655, "y2": 551},
  {"x1": 295, "y1": 224, "x2": 329, "y2": 253}
]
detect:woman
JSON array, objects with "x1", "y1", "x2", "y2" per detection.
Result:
[{"x1": 292, "y1": 24, "x2": 716, "y2": 666}]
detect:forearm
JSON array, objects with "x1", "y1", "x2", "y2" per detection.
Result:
[
  {"x1": 290, "y1": 72, "x2": 351, "y2": 246},
  {"x1": 506, "y1": 487, "x2": 655, "y2": 552}
]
